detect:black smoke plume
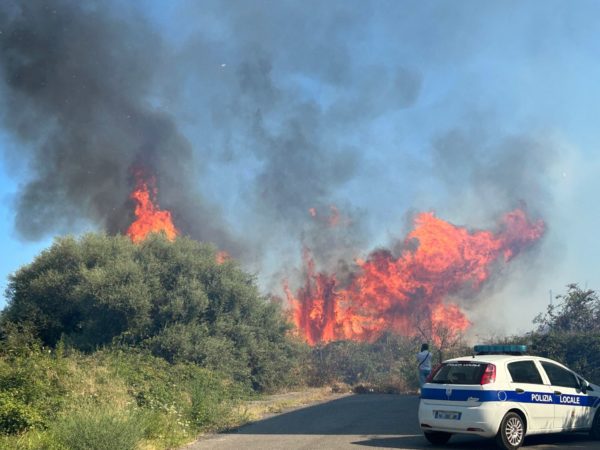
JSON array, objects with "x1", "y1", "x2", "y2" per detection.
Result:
[{"x1": 0, "y1": 0, "x2": 239, "y2": 252}]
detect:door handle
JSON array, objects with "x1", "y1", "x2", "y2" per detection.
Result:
[
  {"x1": 515, "y1": 388, "x2": 525, "y2": 393},
  {"x1": 554, "y1": 390, "x2": 562, "y2": 395}
]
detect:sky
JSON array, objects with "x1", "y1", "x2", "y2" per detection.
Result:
[{"x1": 1, "y1": 0, "x2": 600, "y2": 336}]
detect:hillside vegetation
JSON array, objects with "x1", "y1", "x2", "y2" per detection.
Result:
[
  {"x1": 0, "y1": 234, "x2": 598, "y2": 449},
  {"x1": 506, "y1": 284, "x2": 600, "y2": 383},
  {"x1": 0, "y1": 234, "x2": 308, "y2": 449},
  {"x1": 1, "y1": 234, "x2": 303, "y2": 392}
]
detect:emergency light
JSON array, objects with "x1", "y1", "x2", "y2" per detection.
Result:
[{"x1": 473, "y1": 344, "x2": 527, "y2": 355}]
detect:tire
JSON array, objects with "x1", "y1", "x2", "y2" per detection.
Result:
[
  {"x1": 591, "y1": 410, "x2": 600, "y2": 440},
  {"x1": 423, "y1": 431, "x2": 452, "y2": 445},
  {"x1": 495, "y1": 412, "x2": 525, "y2": 450}
]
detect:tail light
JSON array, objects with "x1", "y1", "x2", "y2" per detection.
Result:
[
  {"x1": 426, "y1": 364, "x2": 442, "y2": 383},
  {"x1": 480, "y1": 363, "x2": 496, "y2": 385}
]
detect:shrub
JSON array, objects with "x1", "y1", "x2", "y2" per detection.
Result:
[
  {"x1": 1, "y1": 234, "x2": 300, "y2": 391},
  {"x1": 307, "y1": 333, "x2": 469, "y2": 391},
  {"x1": 187, "y1": 370, "x2": 246, "y2": 431},
  {"x1": 51, "y1": 405, "x2": 145, "y2": 450},
  {"x1": 0, "y1": 392, "x2": 43, "y2": 435},
  {"x1": 0, "y1": 347, "x2": 68, "y2": 434}
]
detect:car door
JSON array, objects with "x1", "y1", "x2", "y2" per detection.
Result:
[
  {"x1": 506, "y1": 360, "x2": 555, "y2": 431},
  {"x1": 577, "y1": 376, "x2": 598, "y2": 428},
  {"x1": 539, "y1": 361, "x2": 589, "y2": 430}
]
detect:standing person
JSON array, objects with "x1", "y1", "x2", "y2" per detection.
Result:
[{"x1": 417, "y1": 343, "x2": 432, "y2": 389}]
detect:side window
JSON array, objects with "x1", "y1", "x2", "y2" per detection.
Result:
[
  {"x1": 578, "y1": 376, "x2": 594, "y2": 391},
  {"x1": 507, "y1": 360, "x2": 544, "y2": 384},
  {"x1": 540, "y1": 362, "x2": 580, "y2": 389}
]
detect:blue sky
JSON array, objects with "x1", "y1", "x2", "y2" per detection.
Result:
[{"x1": 1, "y1": 0, "x2": 600, "y2": 335}]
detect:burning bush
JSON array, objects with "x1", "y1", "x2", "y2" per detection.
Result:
[{"x1": 287, "y1": 208, "x2": 545, "y2": 346}]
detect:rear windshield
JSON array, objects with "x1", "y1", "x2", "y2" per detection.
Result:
[{"x1": 430, "y1": 361, "x2": 487, "y2": 384}]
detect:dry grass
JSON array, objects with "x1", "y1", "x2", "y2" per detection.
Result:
[{"x1": 228, "y1": 387, "x2": 343, "y2": 426}]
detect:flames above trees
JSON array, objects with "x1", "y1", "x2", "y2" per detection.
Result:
[
  {"x1": 121, "y1": 170, "x2": 545, "y2": 346},
  {"x1": 286, "y1": 208, "x2": 545, "y2": 346},
  {"x1": 126, "y1": 170, "x2": 178, "y2": 243}
]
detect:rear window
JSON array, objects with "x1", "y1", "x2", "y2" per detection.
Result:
[
  {"x1": 430, "y1": 361, "x2": 487, "y2": 385},
  {"x1": 508, "y1": 361, "x2": 544, "y2": 384}
]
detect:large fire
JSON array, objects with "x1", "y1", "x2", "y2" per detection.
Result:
[
  {"x1": 126, "y1": 171, "x2": 178, "y2": 243},
  {"x1": 286, "y1": 208, "x2": 545, "y2": 345}
]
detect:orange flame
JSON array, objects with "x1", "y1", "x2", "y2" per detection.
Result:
[
  {"x1": 126, "y1": 172, "x2": 178, "y2": 243},
  {"x1": 307, "y1": 205, "x2": 349, "y2": 228},
  {"x1": 286, "y1": 208, "x2": 544, "y2": 345},
  {"x1": 216, "y1": 250, "x2": 231, "y2": 264}
]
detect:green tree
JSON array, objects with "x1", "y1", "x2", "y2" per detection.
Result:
[
  {"x1": 1, "y1": 233, "x2": 300, "y2": 390},
  {"x1": 529, "y1": 284, "x2": 600, "y2": 383},
  {"x1": 534, "y1": 284, "x2": 600, "y2": 334}
]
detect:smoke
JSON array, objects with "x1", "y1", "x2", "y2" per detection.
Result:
[
  {"x1": 428, "y1": 127, "x2": 558, "y2": 223},
  {"x1": 0, "y1": 0, "x2": 423, "y2": 259},
  {"x1": 0, "y1": 0, "x2": 568, "y2": 333},
  {"x1": 0, "y1": 0, "x2": 239, "y2": 251}
]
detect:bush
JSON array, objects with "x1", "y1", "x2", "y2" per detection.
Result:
[
  {"x1": 1, "y1": 234, "x2": 300, "y2": 391},
  {"x1": 529, "y1": 332, "x2": 600, "y2": 383},
  {"x1": 0, "y1": 346, "x2": 68, "y2": 434},
  {"x1": 51, "y1": 405, "x2": 146, "y2": 450},
  {"x1": 188, "y1": 371, "x2": 242, "y2": 430},
  {"x1": 0, "y1": 346, "x2": 254, "y2": 448},
  {"x1": 306, "y1": 332, "x2": 470, "y2": 392},
  {"x1": 0, "y1": 392, "x2": 43, "y2": 435}
]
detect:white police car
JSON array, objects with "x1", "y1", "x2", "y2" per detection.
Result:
[{"x1": 418, "y1": 345, "x2": 600, "y2": 450}]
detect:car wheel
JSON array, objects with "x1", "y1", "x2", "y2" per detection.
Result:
[
  {"x1": 591, "y1": 410, "x2": 600, "y2": 440},
  {"x1": 495, "y1": 412, "x2": 525, "y2": 450},
  {"x1": 423, "y1": 431, "x2": 452, "y2": 445}
]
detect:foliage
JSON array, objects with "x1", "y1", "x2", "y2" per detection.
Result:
[
  {"x1": 50, "y1": 405, "x2": 146, "y2": 450},
  {"x1": 529, "y1": 332, "x2": 600, "y2": 383},
  {"x1": 0, "y1": 345, "x2": 251, "y2": 448},
  {"x1": 0, "y1": 341, "x2": 68, "y2": 434},
  {"x1": 534, "y1": 284, "x2": 600, "y2": 334},
  {"x1": 498, "y1": 284, "x2": 600, "y2": 384},
  {"x1": 0, "y1": 392, "x2": 43, "y2": 435},
  {"x1": 1, "y1": 233, "x2": 300, "y2": 391},
  {"x1": 308, "y1": 333, "x2": 469, "y2": 391}
]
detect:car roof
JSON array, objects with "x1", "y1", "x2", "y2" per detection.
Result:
[
  {"x1": 439, "y1": 354, "x2": 597, "y2": 385},
  {"x1": 444, "y1": 354, "x2": 563, "y2": 365}
]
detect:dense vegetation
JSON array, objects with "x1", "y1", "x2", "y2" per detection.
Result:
[
  {"x1": 0, "y1": 233, "x2": 598, "y2": 448},
  {"x1": 1, "y1": 234, "x2": 303, "y2": 392},
  {"x1": 0, "y1": 234, "x2": 310, "y2": 448},
  {"x1": 0, "y1": 345, "x2": 250, "y2": 449},
  {"x1": 306, "y1": 334, "x2": 468, "y2": 393},
  {"x1": 510, "y1": 284, "x2": 600, "y2": 383}
]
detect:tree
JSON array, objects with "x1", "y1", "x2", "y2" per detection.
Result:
[
  {"x1": 534, "y1": 284, "x2": 600, "y2": 334},
  {"x1": 530, "y1": 284, "x2": 600, "y2": 383},
  {"x1": 1, "y1": 233, "x2": 300, "y2": 390}
]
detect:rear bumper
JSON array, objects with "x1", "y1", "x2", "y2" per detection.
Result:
[{"x1": 418, "y1": 401, "x2": 504, "y2": 438}]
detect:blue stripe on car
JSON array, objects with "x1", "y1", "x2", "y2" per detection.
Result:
[{"x1": 421, "y1": 387, "x2": 599, "y2": 407}]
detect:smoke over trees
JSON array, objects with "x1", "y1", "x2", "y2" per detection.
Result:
[
  {"x1": 0, "y1": 0, "x2": 571, "y2": 335},
  {"x1": 0, "y1": 0, "x2": 237, "y2": 250}
]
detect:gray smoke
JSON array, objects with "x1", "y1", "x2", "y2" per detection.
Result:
[
  {"x1": 166, "y1": 1, "x2": 423, "y2": 273},
  {"x1": 428, "y1": 126, "x2": 558, "y2": 223},
  {"x1": 0, "y1": 0, "x2": 422, "y2": 265},
  {"x1": 0, "y1": 0, "x2": 239, "y2": 252},
  {"x1": 0, "y1": 0, "x2": 559, "y2": 316}
]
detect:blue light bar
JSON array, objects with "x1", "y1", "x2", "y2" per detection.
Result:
[{"x1": 473, "y1": 344, "x2": 527, "y2": 355}]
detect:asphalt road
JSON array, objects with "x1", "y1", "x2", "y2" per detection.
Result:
[{"x1": 186, "y1": 394, "x2": 598, "y2": 450}]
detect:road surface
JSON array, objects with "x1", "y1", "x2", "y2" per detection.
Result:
[{"x1": 186, "y1": 394, "x2": 598, "y2": 450}]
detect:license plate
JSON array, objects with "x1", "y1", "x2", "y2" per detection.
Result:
[{"x1": 434, "y1": 410, "x2": 461, "y2": 420}]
